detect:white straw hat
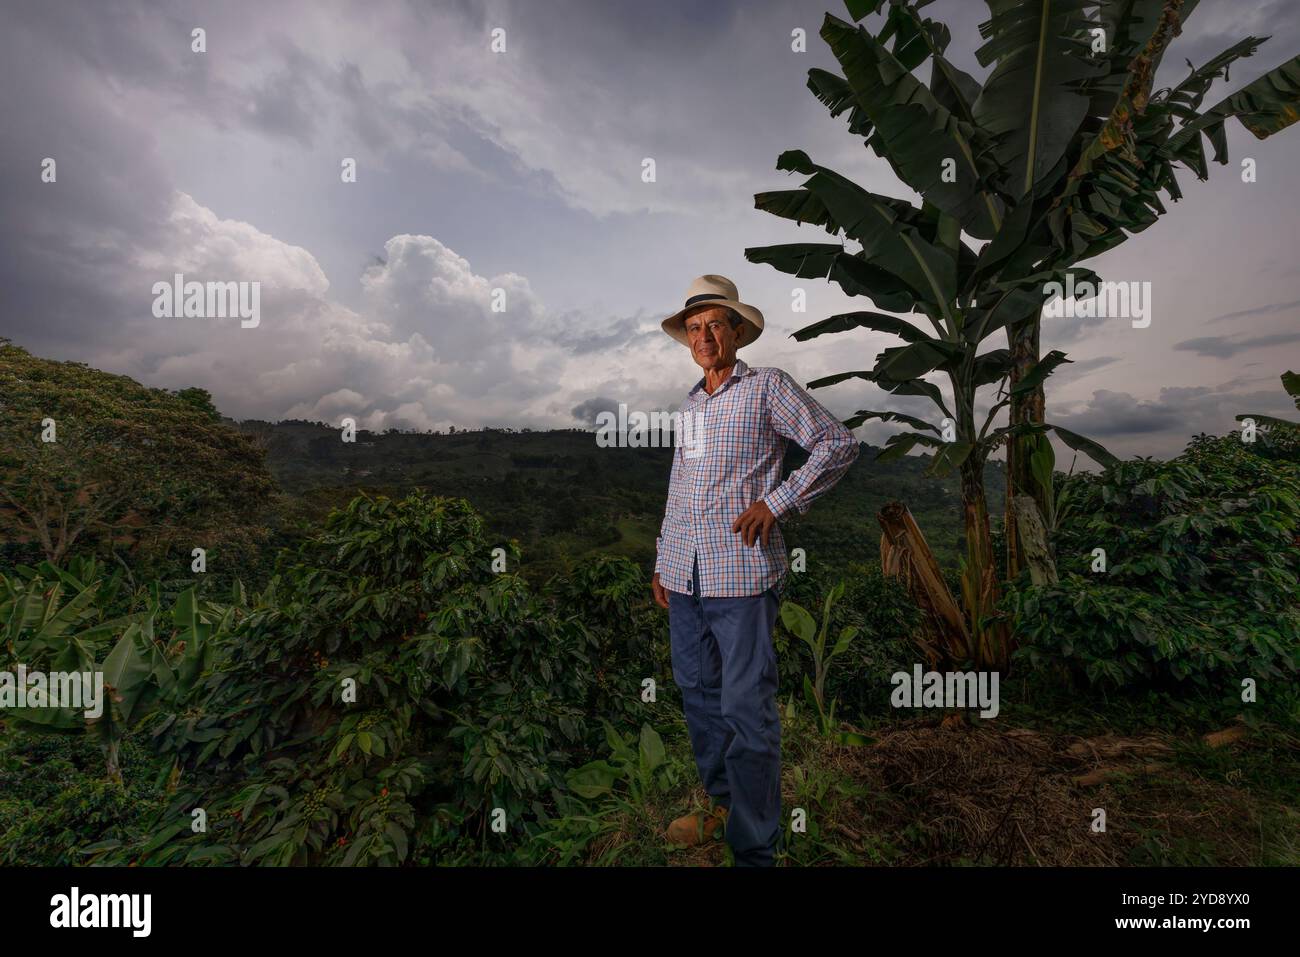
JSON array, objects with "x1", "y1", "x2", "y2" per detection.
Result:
[{"x1": 661, "y1": 274, "x2": 765, "y2": 348}]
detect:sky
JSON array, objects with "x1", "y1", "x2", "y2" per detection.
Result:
[{"x1": 2, "y1": 0, "x2": 1298, "y2": 461}]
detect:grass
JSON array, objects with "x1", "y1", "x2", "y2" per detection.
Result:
[{"x1": 542, "y1": 690, "x2": 1300, "y2": 867}]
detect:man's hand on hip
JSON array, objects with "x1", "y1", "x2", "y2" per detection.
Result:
[
  {"x1": 732, "y1": 499, "x2": 777, "y2": 547},
  {"x1": 651, "y1": 571, "x2": 670, "y2": 609}
]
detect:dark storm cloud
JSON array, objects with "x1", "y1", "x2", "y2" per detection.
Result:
[
  {"x1": 1210, "y1": 299, "x2": 1300, "y2": 322},
  {"x1": 1054, "y1": 390, "x2": 1187, "y2": 437},
  {"x1": 1053, "y1": 383, "x2": 1296, "y2": 453},
  {"x1": 1173, "y1": 331, "x2": 1300, "y2": 358},
  {"x1": 570, "y1": 396, "x2": 622, "y2": 427},
  {"x1": 0, "y1": 8, "x2": 175, "y2": 354}
]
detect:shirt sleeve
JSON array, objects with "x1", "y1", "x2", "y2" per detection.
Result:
[
  {"x1": 761, "y1": 369, "x2": 860, "y2": 521},
  {"x1": 654, "y1": 441, "x2": 685, "y2": 576}
]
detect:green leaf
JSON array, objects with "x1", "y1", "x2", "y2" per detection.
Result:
[
  {"x1": 780, "y1": 601, "x2": 817, "y2": 645},
  {"x1": 744, "y1": 242, "x2": 919, "y2": 314},
  {"x1": 7, "y1": 703, "x2": 84, "y2": 732},
  {"x1": 1235, "y1": 413, "x2": 1299, "y2": 433},
  {"x1": 1283, "y1": 370, "x2": 1300, "y2": 409},
  {"x1": 875, "y1": 431, "x2": 938, "y2": 463},
  {"x1": 1029, "y1": 435, "x2": 1056, "y2": 491},
  {"x1": 1166, "y1": 54, "x2": 1300, "y2": 162},
  {"x1": 926, "y1": 441, "x2": 974, "y2": 477},
  {"x1": 873, "y1": 339, "x2": 963, "y2": 382},
  {"x1": 1049, "y1": 424, "x2": 1119, "y2": 469},
  {"x1": 971, "y1": 0, "x2": 1100, "y2": 197},
  {"x1": 842, "y1": 409, "x2": 939, "y2": 434},
  {"x1": 172, "y1": 587, "x2": 197, "y2": 632},
  {"x1": 98, "y1": 623, "x2": 154, "y2": 726},
  {"x1": 882, "y1": 376, "x2": 954, "y2": 420},
  {"x1": 331, "y1": 733, "x2": 355, "y2": 762},
  {"x1": 817, "y1": 13, "x2": 1003, "y2": 237},
  {"x1": 843, "y1": 0, "x2": 884, "y2": 23},
  {"x1": 774, "y1": 150, "x2": 959, "y2": 312},
  {"x1": 972, "y1": 348, "x2": 1012, "y2": 388},
  {"x1": 1011, "y1": 349, "x2": 1073, "y2": 395},
  {"x1": 806, "y1": 68, "x2": 875, "y2": 138},
  {"x1": 567, "y1": 760, "x2": 620, "y2": 799},
  {"x1": 791, "y1": 310, "x2": 931, "y2": 343},
  {"x1": 829, "y1": 626, "x2": 859, "y2": 660},
  {"x1": 639, "y1": 725, "x2": 666, "y2": 773},
  {"x1": 34, "y1": 583, "x2": 100, "y2": 642},
  {"x1": 603, "y1": 718, "x2": 630, "y2": 757},
  {"x1": 803, "y1": 673, "x2": 821, "y2": 715}
]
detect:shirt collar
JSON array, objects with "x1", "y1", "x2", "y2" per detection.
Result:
[{"x1": 688, "y1": 358, "x2": 750, "y2": 398}]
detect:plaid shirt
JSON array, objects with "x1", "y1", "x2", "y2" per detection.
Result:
[{"x1": 654, "y1": 359, "x2": 860, "y2": 597}]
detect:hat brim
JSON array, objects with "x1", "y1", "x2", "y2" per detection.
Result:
[{"x1": 661, "y1": 299, "x2": 765, "y2": 348}]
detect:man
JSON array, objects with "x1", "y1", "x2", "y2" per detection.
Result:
[{"x1": 651, "y1": 274, "x2": 860, "y2": 866}]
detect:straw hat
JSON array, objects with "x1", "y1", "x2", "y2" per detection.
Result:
[{"x1": 661, "y1": 274, "x2": 765, "y2": 348}]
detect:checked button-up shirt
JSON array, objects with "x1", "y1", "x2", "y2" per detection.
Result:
[{"x1": 654, "y1": 358, "x2": 860, "y2": 598}]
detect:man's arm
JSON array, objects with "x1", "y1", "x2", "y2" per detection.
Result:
[{"x1": 760, "y1": 369, "x2": 860, "y2": 521}]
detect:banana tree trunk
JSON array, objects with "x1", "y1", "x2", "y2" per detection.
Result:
[
  {"x1": 1011, "y1": 494, "x2": 1058, "y2": 586},
  {"x1": 878, "y1": 501, "x2": 970, "y2": 666},
  {"x1": 958, "y1": 456, "x2": 1011, "y2": 671},
  {"x1": 105, "y1": 737, "x2": 123, "y2": 786},
  {"x1": 1006, "y1": 319, "x2": 1047, "y2": 580}
]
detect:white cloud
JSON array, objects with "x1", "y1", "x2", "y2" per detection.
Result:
[
  {"x1": 102, "y1": 192, "x2": 696, "y2": 432},
  {"x1": 137, "y1": 192, "x2": 330, "y2": 295}
]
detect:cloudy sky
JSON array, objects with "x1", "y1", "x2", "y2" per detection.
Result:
[{"x1": 3, "y1": 0, "x2": 1298, "y2": 460}]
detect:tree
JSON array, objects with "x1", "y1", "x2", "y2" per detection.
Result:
[
  {"x1": 0, "y1": 341, "x2": 276, "y2": 566},
  {"x1": 746, "y1": 0, "x2": 1300, "y2": 669},
  {"x1": 172, "y1": 387, "x2": 221, "y2": 423}
]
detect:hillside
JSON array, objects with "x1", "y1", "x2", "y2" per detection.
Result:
[{"x1": 236, "y1": 419, "x2": 1006, "y2": 583}]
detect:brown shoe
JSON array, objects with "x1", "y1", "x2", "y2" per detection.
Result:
[{"x1": 666, "y1": 806, "x2": 729, "y2": 845}]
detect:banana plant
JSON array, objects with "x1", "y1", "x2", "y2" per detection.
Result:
[
  {"x1": 1, "y1": 566, "x2": 233, "y2": 783},
  {"x1": 747, "y1": 0, "x2": 1300, "y2": 669},
  {"x1": 779, "y1": 582, "x2": 873, "y2": 747}
]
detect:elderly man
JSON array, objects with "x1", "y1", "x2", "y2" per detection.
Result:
[{"x1": 652, "y1": 274, "x2": 860, "y2": 866}]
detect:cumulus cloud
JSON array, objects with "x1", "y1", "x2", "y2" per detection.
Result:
[{"x1": 81, "y1": 192, "x2": 696, "y2": 433}]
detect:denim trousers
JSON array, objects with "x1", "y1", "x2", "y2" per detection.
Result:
[{"x1": 667, "y1": 555, "x2": 782, "y2": 866}]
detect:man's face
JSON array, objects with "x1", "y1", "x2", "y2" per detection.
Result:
[{"x1": 684, "y1": 305, "x2": 740, "y2": 372}]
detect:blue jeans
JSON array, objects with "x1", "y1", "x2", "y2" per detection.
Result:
[{"x1": 667, "y1": 555, "x2": 782, "y2": 866}]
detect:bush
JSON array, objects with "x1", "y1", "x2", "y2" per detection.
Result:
[
  {"x1": 0, "y1": 734, "x2": 166, "y2": 865},
  {"x1": 87, "y1": 492, "x2": 656, "y2": 866},
  {"x1": 1008, "y1": 434, "x2": 1300, "y2": 703},
  {"x1": 544, "y1": 554, "x2": 668, "y2": 734}
]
